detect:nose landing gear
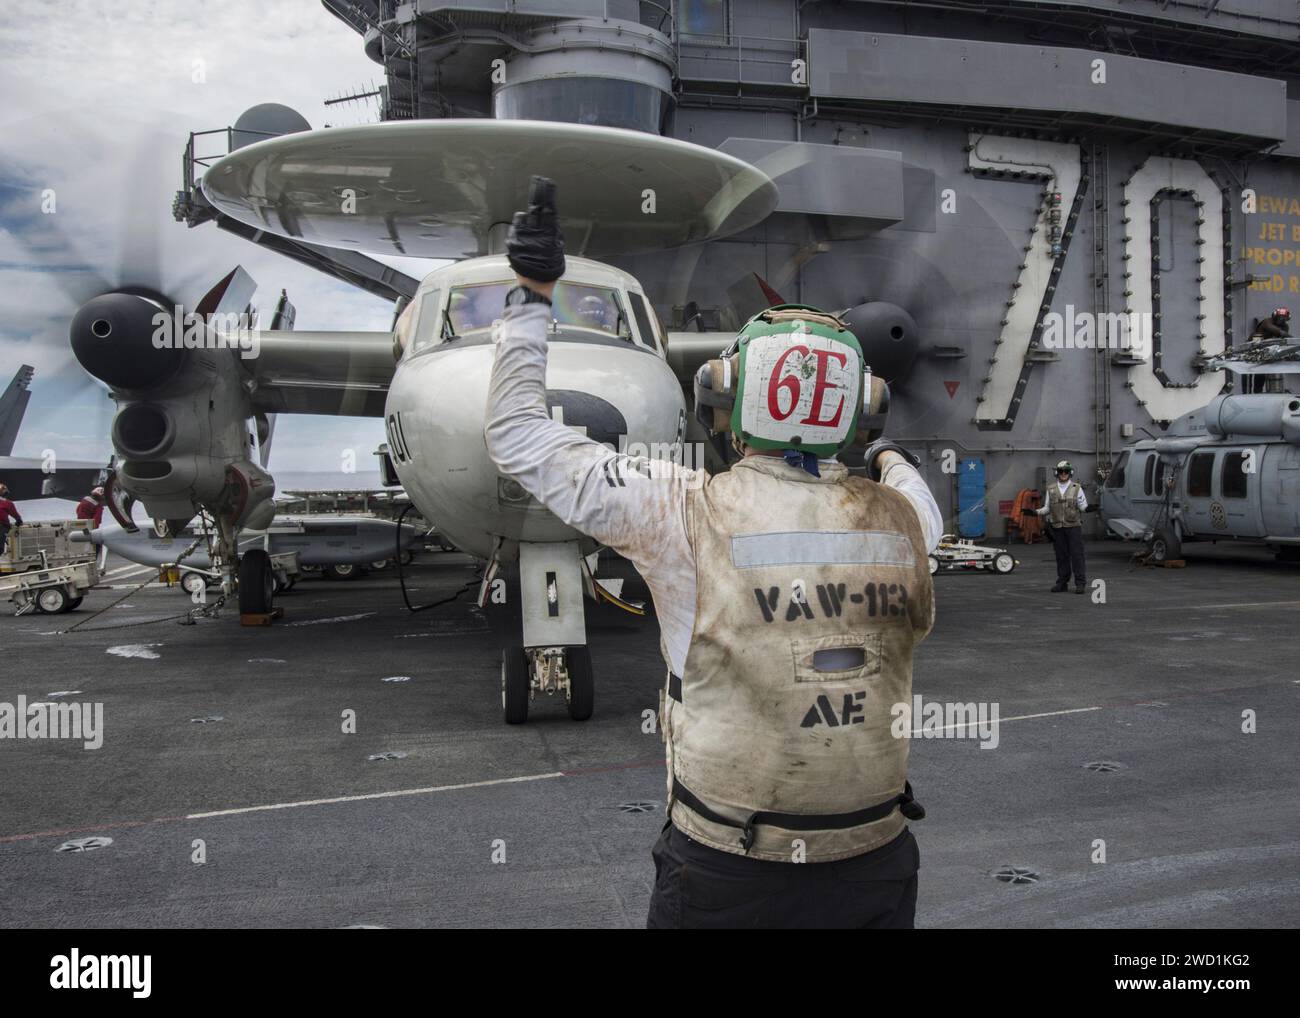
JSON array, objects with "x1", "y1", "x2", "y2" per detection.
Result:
[
  {"x1": 493, "y1": 539, "x2": 594, "y2": 724},
  {"x1": 501, "y1": 645, "x2": 595, "y2": 724}
]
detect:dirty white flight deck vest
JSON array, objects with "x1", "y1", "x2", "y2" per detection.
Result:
[
  {"x1": 662, "y1": 454, "x2": 935, "y2": 863},
  {"x1": 1047, "y1": 480, "x2": 1083, "y2": 529}
]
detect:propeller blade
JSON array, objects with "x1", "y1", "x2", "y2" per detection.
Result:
[{"x1": 113, "y1": 130, "x2": 174, "y2": 294}]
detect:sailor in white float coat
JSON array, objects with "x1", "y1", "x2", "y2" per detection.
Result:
[{"x1": 486, "y1": 177, "x2": 942, "y2": 929}]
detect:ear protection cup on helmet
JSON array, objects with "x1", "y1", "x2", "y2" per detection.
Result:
[
  {"x1": 856, "y1": 373, "x2": 891, "y2": 446},
  {"x1": 693, "y1": 350, "x2": 740, "y2": 436}
]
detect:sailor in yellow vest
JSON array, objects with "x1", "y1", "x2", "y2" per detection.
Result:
[
  {"x1": 486, "y1": 178, "x2": 941, "y2": 928},
  {"x1": 1036, "y1": 459, "x2": 1088, "y2": 593}
]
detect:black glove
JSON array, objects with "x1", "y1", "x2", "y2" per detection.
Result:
[
  {"x1": 863, "y1": 440, "x2": 920, "y2": 482},
  {"x1": 506, "y1": 175, "x2": 566, "y2": 283}
]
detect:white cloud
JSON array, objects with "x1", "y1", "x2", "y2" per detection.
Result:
[{"x1": 0, "y1": 0, "x2": 435, "y2": 470}]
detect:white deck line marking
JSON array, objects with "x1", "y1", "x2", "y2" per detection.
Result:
[
  {"x1": 286, "y1": 611, "x2": 376, "y2": 627},
  {"x1": 106, "y1": 566, "x2": 154, "y2": 579},
  {"x1": 909, "y1": 705, "x2": 1101, "y2": 736},
  {"x1": 191, "y1": 710, "x2": 1107, "y2": 819},
  {"x1": 186, "y1": 771, "x2": 566, "y2": 819},
  {"x1": 1143, "y1": 601, "x2": 1300, "y2": 611}
]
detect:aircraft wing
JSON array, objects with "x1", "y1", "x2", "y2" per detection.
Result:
[
  {"x1": 665, "y1": 331, "x2": 734, "y2": 387},
  {"x1": 246, "y1": 330, "x2": 395, "y2": 417},
  {"x1": 249, "y1": 328, "x2": 736, "y2": 414},
  {"x1": 0, "y1": 457, "x2": 108, "y2": 501}
]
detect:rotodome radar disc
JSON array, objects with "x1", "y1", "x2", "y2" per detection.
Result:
[{"x1": 199, "y1": 119, "x2": 778, "y2": 259}]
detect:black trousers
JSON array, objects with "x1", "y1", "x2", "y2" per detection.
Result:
[
  {"x1": 647, "y1": 823, "x2": 919, "y2": 929},
  {"x1": 1049, "y1": 525, "x2": 1086, "y2": 584},
  {"x1": 0, "y1": 523, "x2": 8, "y2": 555}
]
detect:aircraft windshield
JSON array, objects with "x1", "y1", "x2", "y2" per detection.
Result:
[{"x1": 445, "y1": 281, "x2": 627, "y2": 338}]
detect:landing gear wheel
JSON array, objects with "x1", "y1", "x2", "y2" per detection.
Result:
[
  {"x1": 369, "y1": 559, "x2": 390, "y2": 571},
  {"x1": 928, "y1": 555, "x2": 939, "y2": 575},
  {"x1": 323, "y1": 563, "x2": 359, "y2": 581},
  {"x1": 565, "y1": 646, "x2": 594, "y2": 722},
  {"x1": 1149, "y1": 527, "x2": 1181, "y2": 563},
  {"x1": 993, "y1": 552, "x2": 1015, "y2": 574},
  {"x1": 400, "y1": 551, "x2": 415, "y2": 566},
  {"x1": 180, "y1": 571, "x2": 207, "y2": 597},
  {"x1": 238, "y1": 549, "x2": 274, "y2": 615},
  {"x1": 501, "y1": 647, "x2": 530, "y2": 725},
  {"x1": 36, "y1": 587, "x2": 70, "y2": 614}
]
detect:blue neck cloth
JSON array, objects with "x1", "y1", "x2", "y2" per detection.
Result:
[{"x1": 782, "y1": 448, "x2": 821, "y2": 477}]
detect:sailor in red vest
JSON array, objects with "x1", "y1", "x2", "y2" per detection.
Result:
[
  {"x1": 0, "y1": 482, "x2": 22, "y2": 555},
  {"x1": 76, "y1": 486, "x2": 106, "y2": 528},
  {"x1": 1253, "y1": 306, "x2": 1291, "y2": 340}
]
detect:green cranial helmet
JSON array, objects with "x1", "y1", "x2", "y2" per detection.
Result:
[{"x1": 731, "y1": 304, "x2": 864, "y2": 458}]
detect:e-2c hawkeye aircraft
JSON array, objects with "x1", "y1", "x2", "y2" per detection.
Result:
[{"x1": 68, "y1": 118, "x2": 901, "y2": 723}]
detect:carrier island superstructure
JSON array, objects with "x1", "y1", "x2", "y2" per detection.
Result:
[{"x1": 178, "y1": 0, "x2": 1300, "y2": 535}]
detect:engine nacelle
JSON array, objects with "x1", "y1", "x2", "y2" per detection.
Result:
[
  {"x1": 1204, "y1": 393, "x2": 1300, "y2": 446},
  {"x1": 839, "y1": 301, "x2": 920, "y2": 384},
  {"x1": 71, "y1": 291, "x2": 274, "y2": 530}
]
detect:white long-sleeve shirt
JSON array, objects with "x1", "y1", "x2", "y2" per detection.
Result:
[
  {"x1": 1036, "y1": 479, "x2": 1088, "y2": 516},
  {"x1": 484, "y1": 302, "x2": 944, "y2": 677}
]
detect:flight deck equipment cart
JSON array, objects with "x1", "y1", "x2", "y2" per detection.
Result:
[
  {"x1": 0, "y1": 521, "x2": 101, "y2": 615},
  {"x1": 927, "y1": 534, "x2": 1018, "y2": 575}
]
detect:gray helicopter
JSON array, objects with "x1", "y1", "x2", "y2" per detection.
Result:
[{"x1": 1101, "y1": 342, "x2": 1300, "y2": 562}]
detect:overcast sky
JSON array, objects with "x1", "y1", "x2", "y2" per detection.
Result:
[{"x1": 0, "y1": 0, "x2": 436, "y2": 474}]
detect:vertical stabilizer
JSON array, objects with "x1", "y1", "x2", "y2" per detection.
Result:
[{"x1": 0, "y1": 365, "x2": 35, "y2": 457}]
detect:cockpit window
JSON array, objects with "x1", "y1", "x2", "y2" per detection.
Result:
[
  {"x1": 443, "y1": 280, "x2": 629, "y2": 339},
  {"x1": 392, "y1": 298, "x2": 417, "y2": 361},
  {"x1": 627, "y1": 291, "x2": 661, "y2": 352},
  {"x1": 445, "y1": 283, "x2": 507, "y2": 336},
  {"x1": 407, "y1": 289, "x2": 440, "y2": 356},
  {"x1": 1104, "y1": 451, "x2": 1129, "y2": 488},
  {"x1": 553, "y1": 283, "x2": 625, "y2": 336}
]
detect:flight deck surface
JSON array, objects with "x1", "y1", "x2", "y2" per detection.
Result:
[{"x1": 1, "y1": 542, "x2": 1295, "y2": 928}]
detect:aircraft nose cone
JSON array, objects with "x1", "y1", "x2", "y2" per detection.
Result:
[
  {"x1": 841, "y1": 301, "x2": 921, "y2": 384},
  {"x1": 70, "y1": 293, "x2": 184, "y2": 391}
]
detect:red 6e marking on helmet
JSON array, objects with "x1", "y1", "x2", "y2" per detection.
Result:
[{"x1": 766, "y1": 343, "x2": 851, "y2": 427}]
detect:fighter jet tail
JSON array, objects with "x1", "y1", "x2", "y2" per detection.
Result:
[{"x1": 0, "y1": 365, "x2": 35, "y2": 457}]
